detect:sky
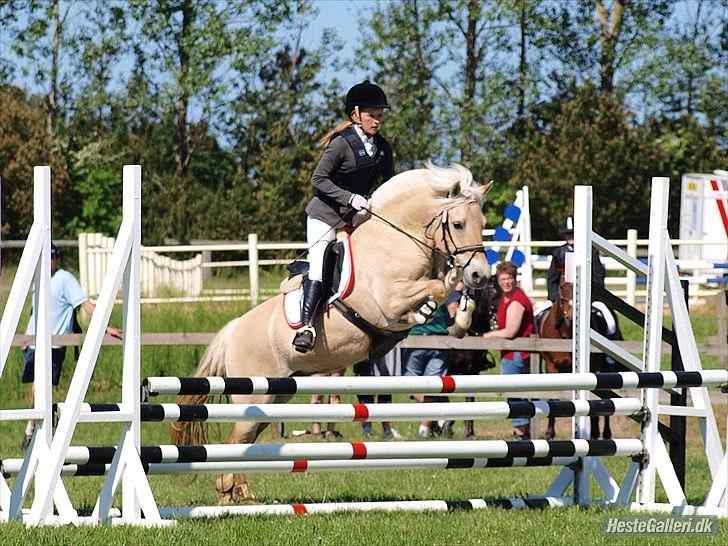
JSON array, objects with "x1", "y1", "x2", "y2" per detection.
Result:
[{"x1": 300, "y1": 0, "x2": 388, "y2": 88}]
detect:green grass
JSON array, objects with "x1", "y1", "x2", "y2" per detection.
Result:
[{"x1": 1, "y1": 267, "x2": 726, "y2": 544}]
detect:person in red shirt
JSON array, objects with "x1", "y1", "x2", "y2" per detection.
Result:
[{"x1": 482, "y1": 261, "x2": 534, "y2": 440}]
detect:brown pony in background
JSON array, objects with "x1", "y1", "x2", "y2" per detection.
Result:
[{"x1": 538, "y1": 266, "x2": 614, "y2": 440}]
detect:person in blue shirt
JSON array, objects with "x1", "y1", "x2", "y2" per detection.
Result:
[
  {"x1": 21, "y1": 243, "x2": 122, "y2": 449},
  {"x1": 402, "y1": 289, "x2": 461, "y2": 437}
]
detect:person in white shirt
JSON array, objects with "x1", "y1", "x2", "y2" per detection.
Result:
[{"x1": 21, "y1": 243, "x2": 122, "y2": 450}]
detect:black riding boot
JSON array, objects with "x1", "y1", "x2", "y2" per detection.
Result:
[{"x1": 292, "y1": 279, "x2": 323, "y2": 353}]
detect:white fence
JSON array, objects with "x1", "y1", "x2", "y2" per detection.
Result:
[
  {"x1": 77, "y1": 231, "x2": 727, "y2": 305},
  {"x1": 79, "y1": 233, "x2": 203, "y2": 298}
]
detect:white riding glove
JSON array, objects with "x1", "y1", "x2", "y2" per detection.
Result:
[
  {"x1": 349, "y1": 194, "x2": 368, "y2": 211},
  {"x1": 448, "y1": 293, "x2": 475, "y2": 338}
]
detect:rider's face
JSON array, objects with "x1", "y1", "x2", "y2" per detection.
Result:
[{"x1": 354, "y1": 107, "x2": 384, "y2": 137}]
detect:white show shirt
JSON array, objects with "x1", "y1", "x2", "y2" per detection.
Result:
[{"x1": 353, "y1": 125, "x2": 377, "y2": 157}]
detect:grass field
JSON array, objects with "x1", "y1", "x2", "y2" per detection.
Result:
[{"x1": 0, "y1": 268, "x2": 726, "y2": 544}]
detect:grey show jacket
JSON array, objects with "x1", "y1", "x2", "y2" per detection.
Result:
[{"x1": 306, "y1": 128, "x2": 394, "y2": 228}]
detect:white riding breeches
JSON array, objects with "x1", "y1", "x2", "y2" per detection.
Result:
[{"x1": 306, "y1": 216, "x2": 336, "y2": 282}]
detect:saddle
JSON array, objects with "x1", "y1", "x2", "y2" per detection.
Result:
[
  {"x1": 282, "y1": 233, "x2": 354, "y2": 329},
  {"x1": 281, "y1": 232, "x2": 409, "y2": 359},
  {"x1": 533, "y1": 300, "x2": 553, "y2": 334},
  {"x1": 532, "y1": 300, "x2": 619, "y2": 338}
]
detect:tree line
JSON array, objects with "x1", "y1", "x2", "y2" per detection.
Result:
[{"x1": 0, "y1": 0, "x2": 725, "y2": 245}]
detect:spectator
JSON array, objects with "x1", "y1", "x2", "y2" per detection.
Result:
[
  {"x1": 482, "y1": 261, "x2": 534, "y2": 440},
  {"x1": 22, "y1": 242, "x2": 123, "y2": 450},
  {"x1": 309, "y1": 369, "x2": 345, "y2": 439},
  {"x1": 353, "y1": 349, "x2": 402, "y2": 438},
  {"x1": 547, "y1": 215, "x2": 606, "y2": 303},
  {"x1": 547, "y1": 215, "x2": 622, "y2": 366},
  {"x1": 403, "y1": 290, "x2": 461, "y2": 437}
]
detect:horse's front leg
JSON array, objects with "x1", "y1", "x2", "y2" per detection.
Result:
[
  {"x1": 602, "y1": 416, "x2": 612, "y2": 440},
  {"x1": 545, "y1": 416, "x2": 556, "y2": 440},
  {"x1": 389, "y1": 278, "x2": 450, "y2": 325}
]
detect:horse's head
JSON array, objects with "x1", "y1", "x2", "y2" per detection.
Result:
[
  {"x1": 558, "y1": 275, "x2": 574, "y2": 330},
  {"x1": 369, "y1": 163, "x2": 492, "y2": 289}
]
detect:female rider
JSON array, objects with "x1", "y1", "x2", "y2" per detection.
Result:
[{"x1": 293, "y1": 81, "x2": 395, "y2": 353}]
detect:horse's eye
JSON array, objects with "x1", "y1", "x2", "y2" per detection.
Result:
[{"x1": 452, "y1": 221, "x2": 464, "y2": 230}]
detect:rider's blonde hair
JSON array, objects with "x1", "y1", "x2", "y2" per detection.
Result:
[{"x1": 319, "y1": 119, "x2": 355, "y2": 148}]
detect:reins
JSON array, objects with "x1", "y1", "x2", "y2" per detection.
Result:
[{"x1": 367, "y1": 200, "x2": 484, "y2": 271}]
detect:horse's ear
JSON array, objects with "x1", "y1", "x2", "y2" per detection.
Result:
[{"x1": 476, "y1": 181, "x2": 494, "y2": 200}]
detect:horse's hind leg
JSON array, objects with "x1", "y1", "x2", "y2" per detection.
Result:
[
  {"x1": 464, "y1": 396, "x2": 475, "y2": 437},
  {"x1": 216, "y1": 420, "x2": 262, "y2": 505},
  {"x1": 217, "y1": 394, "x2": 293, "y2": 505}
]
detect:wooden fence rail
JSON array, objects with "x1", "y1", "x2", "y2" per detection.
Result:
[{"x1": 8, "y1": 334, "x2": 727, "y2": 356}]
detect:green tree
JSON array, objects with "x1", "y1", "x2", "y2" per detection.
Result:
[
  {"x1": 360, "y1": 0, "x2": 444, "y2": 169},
  {"x1": 541, "y1": 0, "x2": 672, "y2": 97},
  {"x1": 632, "y1": 1, "x2": 727, "y2": 140},
  {"x1": 512, "y1": 83, "x2": 663, "y2": 238},
  {"x1": 0, "y1": 85, "x2": 70, "y2": 239},
  {"x1": 227, "y1": 2, "x2": 342, "y2": 240},
  {"x1": 121, "y1": 0, "x2": 289, "y2": 242},
  {"x1": 360, "y1": 0, "x2": 517, "y2": 218}
]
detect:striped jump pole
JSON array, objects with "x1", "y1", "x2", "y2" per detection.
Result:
[
  {"x1": 159, "y1": 496, "x2": 574, "y2": 518},
  {"x1": 142, "y1": 370, "x2": 728, "y2": 397},
  {"x1": 73, "y1": 398, "x2": 643, "y2": 423},
  {"x1": 2, "y1": 456, "x2": 580, "y2": 478},
  {"x1": 27, "y1": 439, "x2": 643, "y2": 466}
]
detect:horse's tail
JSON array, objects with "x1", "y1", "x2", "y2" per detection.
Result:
[{"x1": 170, "y1": 318, "x2": 239, "y2": 446}]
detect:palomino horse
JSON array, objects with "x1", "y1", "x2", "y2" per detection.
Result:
[
  {"x1": 538, "y1": 270, "x2": 615, "y2": 440},
  {"x1": 171, "y1": 164, "x2": 492, "y2": 504}
]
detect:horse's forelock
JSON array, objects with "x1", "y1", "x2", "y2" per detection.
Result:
[{"x1": 370, "y1": 162, "x2": 482, "y2": 211}]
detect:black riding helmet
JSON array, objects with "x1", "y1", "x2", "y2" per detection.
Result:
[{"x1": 344, "y1": 80, "x2": 390, "y2": 116}]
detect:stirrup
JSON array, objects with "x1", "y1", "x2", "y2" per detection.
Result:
[{"x1": 292, "y1": 325, "x2": 316, "y2": 353}]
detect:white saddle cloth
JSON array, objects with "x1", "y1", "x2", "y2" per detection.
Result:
[{"x1": 283, "y1": 234, "x2": 355, "y2": 329}]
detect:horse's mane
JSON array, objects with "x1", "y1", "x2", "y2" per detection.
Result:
[{"x1": 369, "y1": 162, "x2": 483, "y2": 211}]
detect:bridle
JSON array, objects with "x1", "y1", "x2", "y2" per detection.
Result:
[
  {"x1": 557, "y1": 279, "x2": 573, "y2": 330},
  {"x1": 366, "y1": 198, "x2": 484, "y2": 273}
]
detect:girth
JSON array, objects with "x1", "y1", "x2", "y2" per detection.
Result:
[{"x1": 330, "y1": 299, "x2": 409, "y2": 360}]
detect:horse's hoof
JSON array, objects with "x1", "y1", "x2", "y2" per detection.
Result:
[
  {"x1": 217, "y1": 492, "x2": 234, "y2": 506},
  {"x1": 232, "y1": 483, "x2": 257, "y2": 505}
]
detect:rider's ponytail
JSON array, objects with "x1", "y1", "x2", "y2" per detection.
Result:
[{"x1": 319, "y1": 119, "x2": 354, "y2": 148}]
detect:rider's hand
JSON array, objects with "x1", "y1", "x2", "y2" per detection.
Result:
[{"x1": 349, "y1": 194, "x2": 368, "y2": 211}]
